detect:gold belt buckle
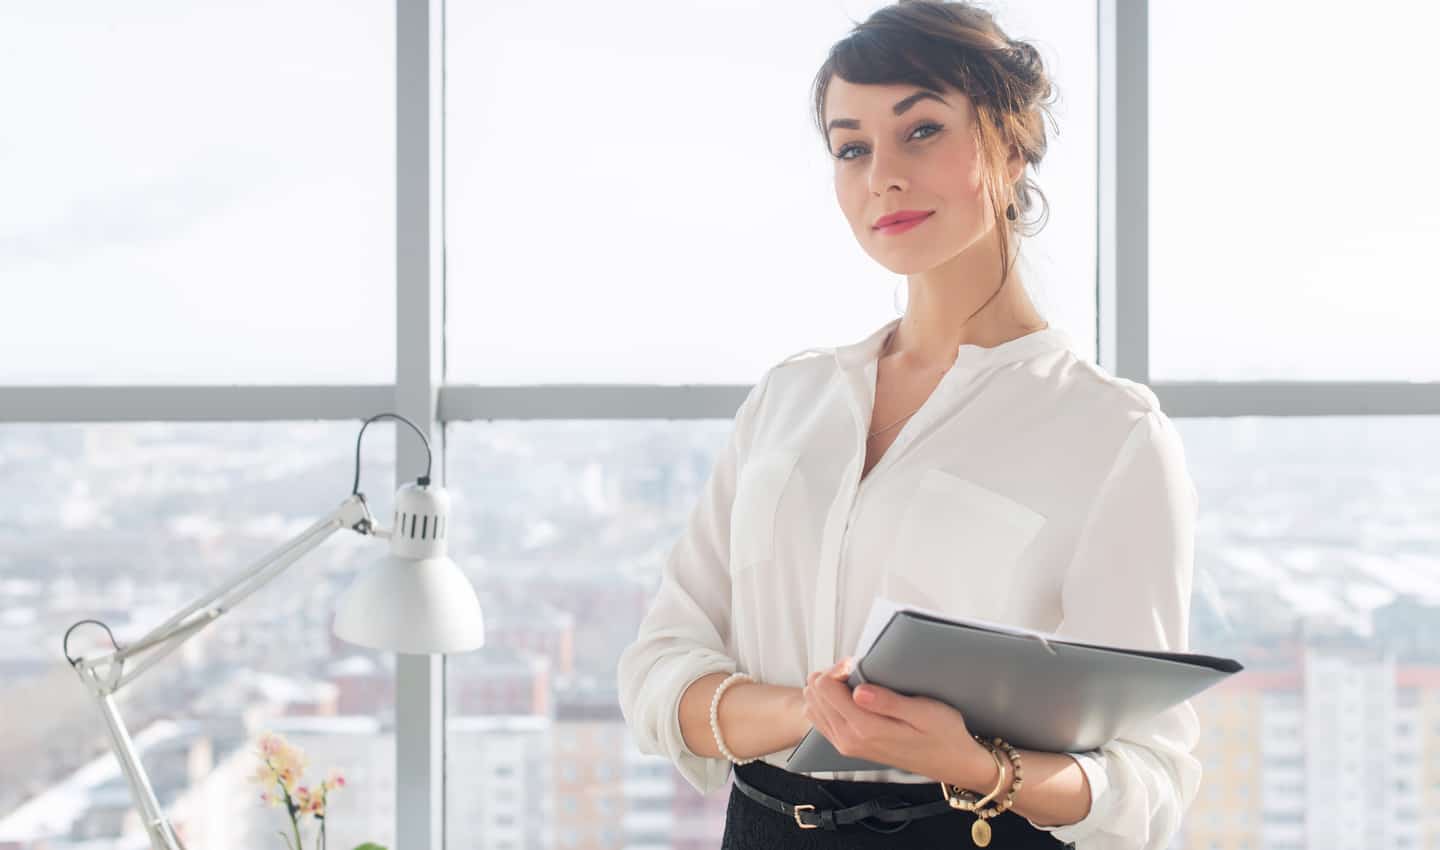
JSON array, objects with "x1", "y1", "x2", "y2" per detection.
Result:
[{"x1": 793, "y1": 803, "x2": 819, "y2": 829}]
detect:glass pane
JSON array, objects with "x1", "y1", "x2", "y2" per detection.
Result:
[
  {"x1": 0, "y1": 422, "x2": 400, "y2": 848},
  {"x1": 445, "y1": 414, "x2": 1440, "y2": 847},
  {"x1": 1179, "y1": 415, "x2": 1440, "y2": 848},
  {"x1": 445, "y1": 0, "x2": 1097, "y2": 384},
  {"x1": 444, "y1": 419, "x2": 736, "y2": 848},
  {"x1": 1150, "y1": 2, "x2": 1440, "y2": 381},
  {"x1": 0, "y1": 3, "x2": 396, "y2": 385}
]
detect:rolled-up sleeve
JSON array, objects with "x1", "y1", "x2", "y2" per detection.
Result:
[
  {"x1": 615, "y1": 368, "x2": 773, "y2": 796},
  {"x1": 1023, "y1": 409, "x2": 1203, "y2": 849}
]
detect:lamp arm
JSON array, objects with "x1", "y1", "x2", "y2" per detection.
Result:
[{"x1": 61, "y1": 492, "x2": 379, "y2": 850}]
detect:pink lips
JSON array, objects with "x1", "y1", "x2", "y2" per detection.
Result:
[{"x1": 874, "y1": 211, "x2": 934, "y2": 235}]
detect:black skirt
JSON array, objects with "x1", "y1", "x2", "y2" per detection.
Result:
[{"x1": 721, "y1": 759, "x2": 1075, "y2": 849}]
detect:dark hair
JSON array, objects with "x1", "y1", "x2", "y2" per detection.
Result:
[{"x1": 811, "y1": 0, "x2": 1059, "y2": 294}]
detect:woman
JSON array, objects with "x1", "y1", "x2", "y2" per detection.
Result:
[{"x1": 617, "y1": 2, "x2": 1201, "y2": 848}]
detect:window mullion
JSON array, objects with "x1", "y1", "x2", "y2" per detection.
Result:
[{"x1": 396, "y1": 0, "x2": 446, "y2": 848}]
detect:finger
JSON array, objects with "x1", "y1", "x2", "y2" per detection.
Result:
[
  {"x1": 847, "y1": 684, "x2": 905, "y2": 725},
  {"x1": 825, "y1": 676, "x2": 916, "y2": 742},
  {"x1": 813, "y1": 672, "x2": 861, "y2": 740},
  {"x1": 852, "y1": 683, "x2": 889, "y2": 713},
  {"x1": 806, "y1": 697, "x2": 840, "y2": 749},
  {"x1": 807, "y1": 676, "x2": 847, "y2": 734},
  {"x1": 802, "y1": 676, "x2": 824, "y2": 716}
]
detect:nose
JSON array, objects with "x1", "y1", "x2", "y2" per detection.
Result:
[{"x1": 867, "y1": 145, "x2": 910, "y2": 197}]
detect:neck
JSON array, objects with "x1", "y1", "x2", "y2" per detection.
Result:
[
  {"x1": 888, "y1": 226, "x2": 1046, "y2": 367},
  {"x1": 889, "y1": 283, "x2": 1047, "y2": 370}
]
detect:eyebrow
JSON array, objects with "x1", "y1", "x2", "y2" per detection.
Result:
[{"x1": 826, "y1": 90, "x2": 951, "y2": 138}]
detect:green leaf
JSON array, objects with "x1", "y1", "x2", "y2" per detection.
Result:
[{"x1": 351, "y1": 844, "x2": 387, "y2": 850}]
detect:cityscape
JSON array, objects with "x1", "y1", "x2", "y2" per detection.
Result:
[{"x1": 1, "y1": 415, "x2": 1437, "y2": 849}]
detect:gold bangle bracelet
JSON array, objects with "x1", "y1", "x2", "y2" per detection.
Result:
[
  {"x1": 937, "y1": 735, "x2": 1025, "y2": 811},
  {"x1": 966, "y1": 743, "x2": 1008, "y2": 848},
  {"x1": 939, "y1": 740, "x2": 1006, "y2": 812},
  {"x1": 974, "y1": 737, "x2": 1024, "y2": 818},
  {"x1": 937, "y1": 736, "x2": 1023, "y2": 849}
]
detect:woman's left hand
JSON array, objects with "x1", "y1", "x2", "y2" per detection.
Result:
[{"x1": 802, "y1": 656, "x2": 988, "y2": 786}]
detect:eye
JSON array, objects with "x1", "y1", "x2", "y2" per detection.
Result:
[{"x1": 833, "y1": 123, "x2": 944, "y2": 162}]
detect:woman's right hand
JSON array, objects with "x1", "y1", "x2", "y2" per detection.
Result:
[{"x1": 799, "y1": 657, "x2": 856, "y2": 741}]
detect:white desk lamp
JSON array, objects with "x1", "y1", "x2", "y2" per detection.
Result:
[{"x1": 61, "y1": 412, "x2": 486, "y2": 850}]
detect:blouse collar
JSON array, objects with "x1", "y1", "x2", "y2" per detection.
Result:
[{"x1": 831, "y1": 316, "x2": 1075, "y2": 373}]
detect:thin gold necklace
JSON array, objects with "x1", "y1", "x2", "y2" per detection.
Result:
[
  {"x1": 867, "y1": 406, "x2": 924, "y2": 439},
  {"x1": 866, "y1": 329, "x2": 936, "y2": 440}
]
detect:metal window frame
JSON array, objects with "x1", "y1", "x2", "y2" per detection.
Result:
[
  {"x1": 1098, "y1": 0, "x2": 1440, "y2": 413},
  {"x1": 395, "y1": 0, "x2": 446, "y2": 847},
  {"x1": 3, "y1": 0, "x2": 1439, "y2": 846}
]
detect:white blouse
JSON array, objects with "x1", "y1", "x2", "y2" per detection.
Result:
[{"x1": 616, "y1": 315, "x2": 1202, "y2": 850}]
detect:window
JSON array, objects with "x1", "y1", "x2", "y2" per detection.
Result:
[
  {"x1": 442, "y1": 1, "x2": 1097, "y2": 844},
  {"x1": 0, "y1": 3, "x2": 396, "y2": 385},
  {"x1": 1175, "y1": 414, "x2": 1434, "y2": 847},
  {"x1": 1150, "y1": 2, "x2": 1440, "y2": 380},
  {"x1": 443, "y1": 0, "x2": 1098, "y2": 384},
  {"x1": 0, "y1": 422, "x2": 399, "y2": 848}
]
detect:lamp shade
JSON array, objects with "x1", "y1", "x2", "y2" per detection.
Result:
[{"x1": 333, "y1": 481, "x2": 485, "y2": 654}]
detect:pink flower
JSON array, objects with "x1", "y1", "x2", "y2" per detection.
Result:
[
  {"x1": 257, "y1": 732, "x2": 286, "y2": 758},
  {"x1": 255, "y1": 731, "x2": 307, "y2": 784},
  {"x1": 251, "y1": 731, "x2": 369, "y2": 847}
]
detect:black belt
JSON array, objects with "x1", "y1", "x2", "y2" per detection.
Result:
[{"x1": 731, "y1": 766, "x2": 956, "y2": 832}]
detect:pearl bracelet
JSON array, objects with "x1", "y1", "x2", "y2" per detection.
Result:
[{"x1": 710, "y1": 671, "x2": 759, "y2": 765}]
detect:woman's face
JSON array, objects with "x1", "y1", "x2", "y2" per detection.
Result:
[{"x1": 824, "y1": 78, "x2": 996, "y2": 275}]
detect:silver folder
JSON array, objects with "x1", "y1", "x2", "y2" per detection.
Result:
[{"x1": 784, "y1": 600, "x2": 1244, "y2": 773}]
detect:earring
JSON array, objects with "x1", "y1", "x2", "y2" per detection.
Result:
[{"x1": 1005, "y1": 203, "x2": 1017, "y2": 221}]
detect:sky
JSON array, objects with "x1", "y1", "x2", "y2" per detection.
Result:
[{"x1": 1, "y1": 0, "x2": 1434, "y2": 386}]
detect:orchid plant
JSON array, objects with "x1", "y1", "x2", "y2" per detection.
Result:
[{"x1": 250, "y1": 731, "x2": 385, "y2": 850}]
